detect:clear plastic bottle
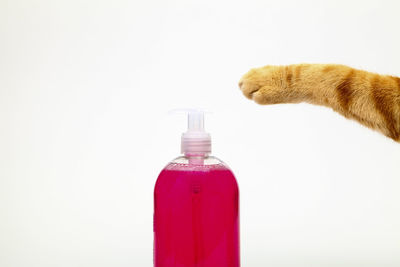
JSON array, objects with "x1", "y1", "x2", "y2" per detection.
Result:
[{"x1": 154, "y1": 110, "x2": 240, "y2": 267}]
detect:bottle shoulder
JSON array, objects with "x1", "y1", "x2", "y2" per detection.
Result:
[
  {"x1": 169, "y1": 155, "x2": 228, "y2": 167},
  {"x1": 156, "y1": 155, "x2": 236, "y2": 174},
  {"x1": 158, "y1": 155, "x2": 234, "y2": 173}
]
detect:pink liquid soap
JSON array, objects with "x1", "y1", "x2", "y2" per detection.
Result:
[{"x1": 154, "y1": 160, "x2": 239, "y2": 267}]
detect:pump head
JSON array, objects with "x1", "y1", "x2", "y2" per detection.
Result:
[{"x1": 170, "y1": 108, "x2": 211, "y2": 155}]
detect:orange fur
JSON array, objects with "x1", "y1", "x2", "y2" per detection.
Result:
[{"x1": 239, "y1": 64, "x2": 400, "y2": 142}]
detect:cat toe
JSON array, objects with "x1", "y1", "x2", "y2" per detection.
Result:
[{"x1": 238, "y1": 79, "x2": 260, "y2": 99}]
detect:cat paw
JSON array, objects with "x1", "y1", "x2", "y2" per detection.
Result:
[
  {"x1": 239, "y1": 65, "x2": 297, "y2": 105},
  {"x1": 238, "y1": 68, "x2": 262, "y2": 100},
  {"x1": 238, "y1": 66, "x2": 275, "y2": 104},
  {"x1": 238, "y1": 80, "x2": 262, "y2": 101}
]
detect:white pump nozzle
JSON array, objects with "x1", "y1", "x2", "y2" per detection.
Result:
[
  {"x1": 187, "y1": 111, "x2": 204, "y2": 132},
  {"x1": 170, "y1": 109, "x2": 211, "y2": 155}
]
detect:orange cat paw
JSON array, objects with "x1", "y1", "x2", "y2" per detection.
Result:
[
  {"x1": 238, "y1": 66, "x2": 290, "y2": 105},
  {"x1": 238, "y1": 66, "x2": 273, "y2": 101}
]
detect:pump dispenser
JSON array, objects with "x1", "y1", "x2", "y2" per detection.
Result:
[
  {"x1": 154, "y1": 109, "x2": 240, "y2": 267},
  {"x1": 181, "y1": 109, "x2": 211, "y2": 155}
]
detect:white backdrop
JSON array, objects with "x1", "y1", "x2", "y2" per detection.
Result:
[{"x1": 1, "y1": 0, "x2": 400, "y2": 266}]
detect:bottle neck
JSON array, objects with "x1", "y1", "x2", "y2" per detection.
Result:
[{"x1": 184, "y1": 152, "x2": 209, "y2": 165}]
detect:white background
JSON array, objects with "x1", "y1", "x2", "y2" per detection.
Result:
[{"x1": 1, "y1": 0, "x2": 400, "y2": 266}]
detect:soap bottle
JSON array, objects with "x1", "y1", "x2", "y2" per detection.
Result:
[{"x1": 154, "y1": 109, "x2": 240, "y2": 267}]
